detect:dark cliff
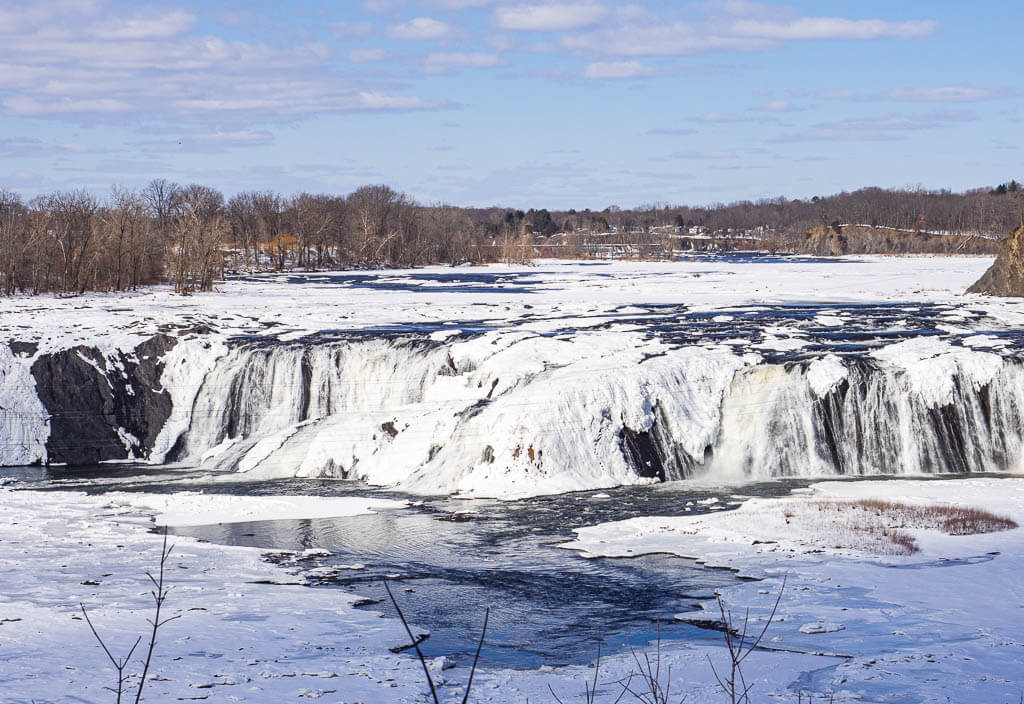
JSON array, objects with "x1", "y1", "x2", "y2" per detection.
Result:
[
  {"x1": 967, "y1": 225, "x2": 1024, "y2": 296},
  {"x1": 28, "y1": 335, "x2": 176, "y2": 465}
]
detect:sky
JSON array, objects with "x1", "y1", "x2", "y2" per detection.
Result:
[{"x1": 0, "y1": 0, "x2": 1021, "y2": 210}]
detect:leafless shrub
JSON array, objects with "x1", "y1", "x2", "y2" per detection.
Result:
[
  {"x1": 620, "y1": 621, "x2": 684, "y2": 704},
  {"x1": 548, "y1": 641, "x2": 623, "y2": 704},
  {"x1": 383, "y1": 578, "x2": 489, "y2": 704},
  {"x1": 80, "y1": 529, "x2": 179, "y2": 703},
  {"x1": 707, "y1": 577, "x2": 785, "y2": 704}
]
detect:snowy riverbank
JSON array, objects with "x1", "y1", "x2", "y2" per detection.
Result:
[
  {"x1": 564, "y1": 477, "x2": 1024, "y2": 702},
  {"x1": 3, "y1": 477, "x2": 1023, "y2": 702}
]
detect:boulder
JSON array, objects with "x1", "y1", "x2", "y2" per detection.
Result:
[{"x1": 967, "y1": 225, "x2": 1024, "y2": 296}]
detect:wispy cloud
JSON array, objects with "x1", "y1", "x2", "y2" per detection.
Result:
[
  {"x1": 425, "y1": 52, "x2": 504, "y2": 68},
  {"x1": 0, "y1": 2, "x2": 452, "y2": 125},
  {"x1": 772, "y1": 110, "x2": 978, "y2": 142},
  {"x1": 822, "y1": 85, "x2": 1012, "y2": 103},
  {"x1": 328, "y1": 21, "x2": 374, "y2": 38},
  {"x1": 670, "y1": 150, "x2": 739, "y2": 160},
  {"x1": 731, "y1": 18, "x2": 936, "y2": 40},
  {"x1": 0, "y1": 137, "x2": 103, "y2": 157},
  {"x1": 583, "y1": 60, "x2": 655, "y2": 79},
  {"x1": 349, "y1": 48, "x2": 392, "y2": 63},
  {"x1": 495, "y1": 3, "x2": 608, "y2": 31},
  {"x1": 647, "y1": 127, "x2": 698, "y2": 136},
  {"x1": 387, "y1": 17, "x2": 455, "y2": 40}
]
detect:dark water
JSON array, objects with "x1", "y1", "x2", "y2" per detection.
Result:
[
  {"x1": 5, "y1": 466, "x2": 1014, "y2": 668},
  {"x1": 3, "y1": 464, "x2": 821, "y2": 668}
]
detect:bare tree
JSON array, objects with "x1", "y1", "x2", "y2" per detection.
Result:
[
  {"x1": 46, "y1": 189, "x2": 100, "y2": 293},
  {"x1": 171, "y1": 185, "x2": 226, "y2": 293}
]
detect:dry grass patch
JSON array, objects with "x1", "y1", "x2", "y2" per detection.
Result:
[{"x1": 799, "y1": 500, "x2": 1018, "y2": 555}]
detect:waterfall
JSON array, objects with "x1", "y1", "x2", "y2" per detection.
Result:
[
  {"x1": 5, "y1": 329, "x2": 1023, "y2": 497},
  {"x1": 708, "y1": 354, "x2": 1024, "y2": 480},
  {"x1": 160, "y1": 332, "x2": 1024, "y2": 496}
]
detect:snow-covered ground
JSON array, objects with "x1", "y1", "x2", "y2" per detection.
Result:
[
  {"x1": 564, "y1": 478, "x2": 1024, "y2": 702},
  {"x1": 0, "y1": 482, "x2": 867, "y2": 703},
  {"x1": 3, "y1": 255, "x2": 1024, "y2": 702},
  {"x1": 5, "y1": 255, "x2": 1024, "y2": 497},
  {"x1": 4, "y1": 478, "x2": 1023, "y2": 702},
  {"x1": 0, "y1": 255, "x2": 1008, "y2": 354}
]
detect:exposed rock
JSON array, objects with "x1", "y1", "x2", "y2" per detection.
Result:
[
  {"x1": 30, "y1": 334, "x2": 177, "y2": 465},
  {"x1": 967, "y1": 225, "x2": 1024, "y2": 296},
  {"x1": 8, "y1": 341, "x2": 38, "y2": 357}
]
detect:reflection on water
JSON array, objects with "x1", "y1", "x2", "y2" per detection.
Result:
[
  {"x1": 5, "y1": 464, "x2": 803, "y2": 668},
  {"x1": 6, "y1": 466, "x2": 986, "y2": 668}
]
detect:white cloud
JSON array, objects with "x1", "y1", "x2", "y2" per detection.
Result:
[
  {"x1": 328, "y1": 22, "x2": 374, "y2": 39},
  {"x1": 823, "y1": 85, "x2": 1012, "y2": 103},
  {"x1": 731, "y1": 17, "x2": 937, "y2": 40},
  {"x1": 773, "y1": 110, "x2": 978, "y2": 142},
  {"x1": 698, "y1": 112, "x2": 754, "y2": 123},
  {"x1": 670, "y1": 150, "x2": 738, "y2": 160},
  {"x1": 647, "y1": 127, "x2": 698, "y2": 136},
  {"x1": 195, "y1": 130, "x2": 273, "y2": 145},
  {"x1": 495, "y1": 3, "x2": 608, "y2": 31},
  {"x1": 387, "y1": 17, "x2": 455, "y2": 40},
  {"x1": 758, "y1": 99, "x2": 807, "y2": 112},
  {"x1": 425, "y1": 52, "x2": 503, "y2": 68},
  {"x1": 0, "y1": 2, "x2": 452, "y2": 124},
  {"x1": 349, "y1": 48, "x2": 392, "y2": 63},
  {"x1": 429, "y1": 0, "x2": 500, "y2": 7},
  {"x1": 486, "y1": 34, "x2": 515, "y2": 51},
  {"x1": 90, "y1": 11, "x2": 195, "y2": 40},
  {"x1": 364, "y1": 0, "x2": 404, "y2": 12},
  {"x1": 821, "y1": 111, "x2": 976, "y2": 132},
  {"x1": 0, "y1": 137, "x2": 99, "y2": 157},
  {"x1": 561, "y1": 23, "x2": 771, "y2": 56},
  {"x1": 3, "y1": 96, "x2": 134, "y2": 115},
  {"x1": 583, "y1": 60, "x2": 655, "y2": 79},
  {"x1": 356, "y1": 92, "x2": 446, "y2": 110}
]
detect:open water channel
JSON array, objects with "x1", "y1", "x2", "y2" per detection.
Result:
[{"x1": 2, "y1": 464, "x2": 830, "y2": 669}]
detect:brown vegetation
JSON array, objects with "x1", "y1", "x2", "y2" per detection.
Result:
[
  {"x1": 2, "y1": 181, "x2": 1022, "y2": 297},
  {"x1": 808, "y1": 499, "x2": 1017, "y2": 555}
]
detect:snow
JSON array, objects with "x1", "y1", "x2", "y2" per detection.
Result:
[
  {"x1": 563, "y1": 478, "x2": 1024, "y2": 702},
  {"x1": 0, "y1": 256, "x2": 997, "y2": 357},
  {"x1": 0, "y1": 486, "x2": 430, "y2": 703},
  {"x1": 6, "y1": 476, "x2": 1024, "y2": 702},
  {"x1": 0, "y1": 255, "x2": 1010, "y2": 478},
  {"x1": 0, "y1": 483, "x2": 837, "y2": 703},
  {"x1": 0, "y1": 344, "x2": 48, "y2": 465},
  {"x1": 869, "y1": 337, "x2": 1003, "y2": 407},
  {"x1": 102, "y1": 491, "x2": 408, "y2": 527},
  {"x1": 805, "y1": 354, "x2": 847, "y2": 397},
  {"x1": 5, "y1": 255, "x2": 1024, "y2": 700}
]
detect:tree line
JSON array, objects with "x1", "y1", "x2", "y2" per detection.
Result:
[
  {"x1": 0, "y1": 182, "x2": 508, "y2": 296},
  {"x1": 1, "y1": 181, "x2": 1021, "y2": 296}
]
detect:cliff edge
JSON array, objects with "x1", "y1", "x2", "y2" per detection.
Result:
[{"x1": 967, "y1": 225, "x2": 1024, "y2": 296}]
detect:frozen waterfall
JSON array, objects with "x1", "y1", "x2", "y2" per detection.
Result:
[{"x1": 152, "y1": 332, "x2": 1024, "y2": 496}]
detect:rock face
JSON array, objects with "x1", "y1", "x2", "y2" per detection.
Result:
[
  {"x1": 967, "y1": 225, "x2": 1024, "y2": 296},
  {"x1": 29, "y1": 335, "x2": 176, "y2": 464}
]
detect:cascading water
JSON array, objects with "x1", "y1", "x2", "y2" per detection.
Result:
[
  {"x1": 708, "y1": 354, "x2": 1024, "y2": 480},
  {"x1": 155, "y1": 330, "x2": 1024, "y2": 496}
]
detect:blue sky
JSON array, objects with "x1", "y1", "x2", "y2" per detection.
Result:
[{"x1": 0, "y1": 0, "x2": 1021, "y2": 209}]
